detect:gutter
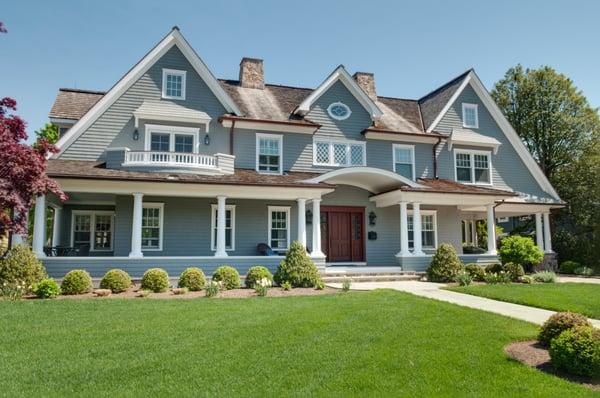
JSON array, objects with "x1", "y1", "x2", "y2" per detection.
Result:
[
  {"x1": 228, "y1": 119, "x2": 236, "y2": 155},
  {"x1": 219, "y1": 115, "x2": 321, "y2": 129}
]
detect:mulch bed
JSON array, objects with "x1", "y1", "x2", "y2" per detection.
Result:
[
  {"x1": 505, "y1": 340, "x2": 600, "y2": 390},
  {"x1": 24, "y1": 285, "x2": 340, "y2": 300}
]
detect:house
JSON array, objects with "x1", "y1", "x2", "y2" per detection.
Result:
[{"x1": 25, "y1": 27, "x2": 564, "y2": 278}]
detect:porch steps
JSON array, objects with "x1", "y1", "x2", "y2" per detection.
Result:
[{"x1": 320, "y1": 272, "x2": 423, "y2": 283}]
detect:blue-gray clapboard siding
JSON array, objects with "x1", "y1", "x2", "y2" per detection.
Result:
[
  {"x1": 60, "y1": 45, "x2": 230, "y2": 160},
  {"x1": 435, "y1": 84, "x2": 553, "y2": 200}
]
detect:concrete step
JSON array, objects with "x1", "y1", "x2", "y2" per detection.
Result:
[
  {"x1": 321, "y1": 274, "x2": 422, "y2": 283},
  {"x1": 323, "y1": 271, "x2": 418, "y2": 277}
]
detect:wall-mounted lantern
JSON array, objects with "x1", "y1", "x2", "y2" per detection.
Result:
[
  {"x1": 368, "y1": 211, "x2": 377, "y2": 226},
  {"x1": 133, "y1": 129, "x2": 139, "y2": 141},
  {"x1": 204, "y1": 133, "x2": 210, "y2": 145},
  {"x1": 306, "y1": 209, "x2": 313, "y2": 224}
]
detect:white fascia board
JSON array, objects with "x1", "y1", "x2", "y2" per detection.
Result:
[
  {"x1": 426, "y1": 73, "x2": 472, "y2": 133},
  {"x1": 220, "y1": 119, "x2": 318, "y2": 134},
  {"x1": 53, "y1": 29, "x2": 240, "y2": 158},
  {"x1": 369, "y1": 189, "x2": 506, "y2": 208},
  {"x1": 294, "y1": 66, "x2": 383, "y2": 120},
  {"x1": 364, "y1": 131, "x2": 443, "y2": 144}
]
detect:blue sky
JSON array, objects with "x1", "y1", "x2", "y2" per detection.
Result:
[{"x1": 2, "y1": 0, "x2": 599, "y2": 142}]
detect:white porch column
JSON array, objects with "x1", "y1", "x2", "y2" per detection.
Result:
[
  {"x1": 535, "y1": 213, "x2": 544, "y2": 250},
  {"x1": 297, "y1": 199, "x2": 307, "y2": 247},
  {"x1": 10, "y1": 210, "x2": 24, "y2": 247},
  {"x1": 471, "y1": 220, "x2": 477, "y2": 246},
  {"x1": 397, "y1": 202, "x2": 411, "y2": 257},
  {"x1": 129, "y1": 193, "x2": 144, "y2": 258},
  {"x1": 311, "y1": 199, "x2": 325, "y2": 258},
  {"x1": 32, "y1": 195, "x2": 46, "y2": 257},
  {"x1": 412, "y1": 202, "x2": 424, "y2": 256},
  {"x1": 486, "y1": 204, "x2": 497, "y2": 255},
  {"x1": 543, "y1": 212, "x2": 553, "y2": 253},
  {"x1": 51, "y1": 207, "x2": 62, "y2": 247},
  {"x1": 215, "y1": 195, "x2": 228, "y2": 257},
  {"x1": 463, "y1": 221, "x2": 470, "y2": 245}
]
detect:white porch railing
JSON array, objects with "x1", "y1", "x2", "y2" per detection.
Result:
[{"x1": 124, "y1": 151, "x2": 217, "y2": 169}]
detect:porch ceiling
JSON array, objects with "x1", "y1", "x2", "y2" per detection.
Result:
[{"x1": 460, "y1": 200, "x2": 565, "y2": 218}]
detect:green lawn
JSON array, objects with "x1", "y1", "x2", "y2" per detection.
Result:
[
  {"x1": 0, "y1": 290, "x2": 595, "y2": 397},
  {"x1": 448, "y1": 283, "x2": 600, "y2": 319}
]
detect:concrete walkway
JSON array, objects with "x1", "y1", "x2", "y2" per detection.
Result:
[
  {"x1": 558, "y1": 275, "x2": 600, "y2": 285},
  {"x1": 327, "y1": 281, "x2": 600, "y2": 327}
]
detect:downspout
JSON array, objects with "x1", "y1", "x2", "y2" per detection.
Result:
[
  {"x1": 432, "y1": 136, "x2": 442, "y2": 179},
  {"x1": 228, "y1": 119, "x2": 236, "y2": 155}
]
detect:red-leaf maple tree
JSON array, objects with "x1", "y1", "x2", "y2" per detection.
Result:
[{"x1": 0, "y1": 97, "x2": 67, "y2": 245}]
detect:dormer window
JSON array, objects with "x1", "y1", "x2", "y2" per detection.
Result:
[
  {"x1": 327, "y1": 102, "x2": 351, "y2": 121},
  {"x1": 462, "y1": 103, "x2": 478, "y2": 128},
  {"x1": 162, "y1": 69, "x2": 186, "y2": 100}
]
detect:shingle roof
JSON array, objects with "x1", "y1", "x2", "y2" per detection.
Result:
[
  {"x1": 403, "y1": 178, "x2": 517, "y2": 196},
  {"x1": 46, "y1": 159, "x2": 334, "y2": 189},
  {"x1": 49, "y1": 88, "x2": 104, "y2": 120},
  {"x1": 49, "y1": 70, "x2": 473, "y2": 135}
]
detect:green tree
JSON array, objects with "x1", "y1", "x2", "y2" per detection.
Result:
[
  {"x1": 491, "y1": 65, "x2": 600, "y2": 182},
  {"x1": 35, "y1": 123, "x2": 59, "y2": 144}
]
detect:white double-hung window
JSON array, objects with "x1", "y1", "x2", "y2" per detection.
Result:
[
  {"x1": 407, "y1": 211, "x2": 437, "y2": 249},
  {"x1": 393, "y1": 144, "x2": 415, "y2": 180},
  {"x1": 314, "y1": 139, "x2": 365, "y2": 167},
  {"x1": 71, "y1": 210, "x2": 114, "y2": 251},
  {"x1": 256, "y1": 133, "x2": 282, "y2": 174},
  {"x1": 145, "y1": 125, "x2": 198, "y2": 154},
  {"x1": 462, "y1": 103, "x2": 479, "y2": 128},
  {"x1": 141, "y1": 203, "x2": 164, "y2": 250},
  {"x1": 162, "y1": 69, "x2": 186, "y2": 100},
  {"x1": 455, "y1": 149, "x2": 492, "y2": 185},
  {"x1": 268, "y1": 206, "x2": 290, "y2": 252}
]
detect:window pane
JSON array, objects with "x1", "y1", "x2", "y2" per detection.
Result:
[
  {"x1": 474, "y1": 154, "x2": 490, "y2": 183},
  {"x1": 94, "y1": 215, "x2": 112, "y2": 250},
  {"x1": 464, "y1": 106, "x2": 477, "y2": 127},
  {"x1": 151, "y1": 133, "x2": 170, "y2": 152},
  {"x1": 423, "y1": 230, "x2": 435, "y2": 247},
  {"x1": 174, "y1": 135, "x2": 193, "y2": 153},
  {"x1": 166, "y1": 74, "x2": 182, "y2": 97},
  {"x1": 73, "y1": 214, "x2": 91, "y2": 247},
  {"x1": 142, "y1": 207, "x2": 161, "y2": 249},
  {"x1": 333, "y1": 143, "x2": 347, "y2": 165},
  {"x1": 395, "y1": 163, "x2": 413, "y2": 179},
  {"x1": 213, "y1": 208, "x2": 234, "y2": 250},
  {"x1": 315, "y1": 142, "x2": 329, "y2": 164},
  {"x1": 270, "y1": 210, "x2": 288, "y2": 250},
  {"x1": 258, "y1": 138, "x2": 281, "y2": 173},
  {"x1": 395, "y1": 147, "x2": 412, "y2": 164},
  {"x1": 350, "y1": 145, "x2": 363, "y2": 165},
  {"x1": 456, "y1": 153, "x2": 472, "y2": 182}
]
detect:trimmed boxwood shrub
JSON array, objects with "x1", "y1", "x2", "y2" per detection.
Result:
[
  {"x1": 503, "y1": 262, "x2": 525, "y2": 282},
  {"x1": 464, "y1": 263, "x2": 486, "y2": 281},
  {"x1": 498, "y1": 235, "x2": 544, "y2": 268},
  {"x1": 0, "y1": 245, "x2": 47, "y2": 292},
  {"x1": 575, "y1": 266, "x2": 594, "y2": 277},
  {"x1": 560, "y1": 260, "x2": 581, "y2": 274},
  {"x1": 61, "y1": 270, "x2": 93, "y2": 295},
  {"x1": 141, "y1": 268, "x2": 169, "y2": 293},
  {"x1": 178, "y1": 267, "x2": 206, "y2": 291},
  {"x1": 245, "y1": 265, "x2": 273, "y2": 288},
  {"x1": 100, "y1": 269, "x2": 132, "y2": 293},
  {"x1": 212, "y1": 266, "x2": 240, "y2": 290},
  {"x1": 549, "y1": 325, "x2": 600, "y2": 377},
  {"x1": 32, "y1": 278, "x2": 61, "y2": 298},
  {"x1": 274, "y1": 241, "x2": 320, "y2": 287},
  {"x1": 538, "y1": 312, "x2": 591, "y2": 346},
  {"x1": 485, "y1": 263, "x2": 504, "y2": 274},
  {"x1": 426, "y1": 243, "x2": 463, "y2": 282}
]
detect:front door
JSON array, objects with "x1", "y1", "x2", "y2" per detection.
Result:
[{"x1": 321, "y1": 206, "x2": 365, "y2": 262}]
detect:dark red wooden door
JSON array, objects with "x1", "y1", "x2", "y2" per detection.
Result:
[
  {"x1": 329, "y1": 212, "x2": 352, "y2": 262},
  {"x1": 321, "y1": 206, "x2": 365, "y2": 262}
]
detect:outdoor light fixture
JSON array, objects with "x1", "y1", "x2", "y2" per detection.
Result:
[
  {"x1": 204, "y1": 133, "x2": 210, "y2": 145},
  {"x1": 133, "y1": 129, "x2": 139, "y2": 141},
  {"x1": 306, "y1": 209, "x2": 313, "y2": 224},
  {"x1": 369, "y1": 211, "x2": 377, "y2": 226}
]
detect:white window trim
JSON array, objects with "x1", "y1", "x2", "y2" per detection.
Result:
[
  {"x1": 392, "y1": 144, "x2": 416, "y2": 180},
  {"x1": 162, "y1": 68, "x2": 187, "y2": 100},
  {"x1": 313, "y1": 138, "x2": 366, "y2": 167},
  {"x1": 267, "y1": 206, "x2": 291, "y2": 252},
  {"x1": 407, "y1": 210, "x2": 438, "y2": 249},
  {"x1": 144, "y1": 124, "x2": 199, "y2": 153},
  {"x1": 141, "y1": 203, "x2": 164, "y2": 251},
  {"x1": 453, "y1": 149, "x2": 493, "y2": 186},
  {"x1": 210, "y1": 204, "x2": 236, "y2": 251},
  {"x1": 462, "y1": 103, "x2": 479, "y2": 129},
  {"x1": 255, "y1": 133, "x2": 283, "y2": 175},
  {"x1": 70, "y1": 210, "x2": 115, "y2": 251},
  {"x1": 327, "y1": 101, "x2": 352, "y2": 121}
]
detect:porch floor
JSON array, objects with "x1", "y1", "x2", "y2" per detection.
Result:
[{"x1": 324, "y1": 266, "x2": 405, "y2": 274}]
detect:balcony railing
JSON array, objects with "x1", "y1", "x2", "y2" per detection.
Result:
[{"x1": 124, "y1": 151, "x2": 217, "y2": 169}]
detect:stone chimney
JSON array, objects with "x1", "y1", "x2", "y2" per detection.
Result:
[
  {"x1": 353, "y1": 72, "x2": 377, "y2": 100},
  {"x1": 239, "y1": 57, "x2": 264, "y2": 89}
]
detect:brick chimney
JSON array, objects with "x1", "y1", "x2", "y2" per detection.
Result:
[
  {"x1": 239, "y1": 57, "x2": 264, "y2": 89},
  {"x1": 353, "y1": 72, "x2": 377, "y2": 100}
]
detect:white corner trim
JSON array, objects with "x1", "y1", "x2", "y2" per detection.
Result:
[
  {"x1": 255, "y1": 133, "x2": 283, "y2": 175},
  {"x1": 161, "y1": 68, "x2": 186, "y2": 100},
  {"x1": 210, "y1": 204, "x2": 236, "y2": 251},
  {"x1": 53, "y1": 28, "x2": 240, "y2": 158},
  {"x1": 426, "y1": 73, "x2": 472, "y2": 133},
  {"x1": 267, "y1": 205, "x2": 291, "y2": 252},
  {"x1": 294, "y1": 65, "x2": 383, "y2": 120},
  {"x1": 392, "y1": 143, "x2": 416, "y2": 180}
]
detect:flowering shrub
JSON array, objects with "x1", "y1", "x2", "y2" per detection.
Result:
[
  {"x1": 205, "y1": 280, "x2": 222, "y2": 298},
  {"x1": 532, "y1": 271, "x2": 557, "y2": 283},
  {"x1": 32, "y1": 278, "x2": 60, "y2": 299},
  {"x1": 178, "y1": 267, "x2": 206, "y2": 291},
  {"x1": 549, "y1": 325, "x2": 600, "y2": 377},
  {"x1": 426, "y1": 243, "x2": 463, "y2": 282},
  {"x1": 100, "y1": 269, "x2": 132, "y2": 293},
  {"x1": 141, "y1": 268, "x2": 169, "y2": 293},
  {"x1": 454, "y1": 271, "x2": 473, "y2": 286},
  {"x1": 0, "y1": 280, "x2": 27, "y2": 300},
  {"x1": 212, "y1": 266, "x2": 240, "y2": 290},
  {"x1": 483, "y1": 272, "x2": 511, "y2": 285},
  {"x1": 61, "y1": 270, "x2": 93, "y2": 295},
  {"x1": 253, "y1": 277, "x2": 271, "y2": 297},
  {"x1": 245, "y1": 266, "x2": 273, "y2": 288},
  {"x1": 0, "y1": 245, "x2": 46, "y2": 292}
]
